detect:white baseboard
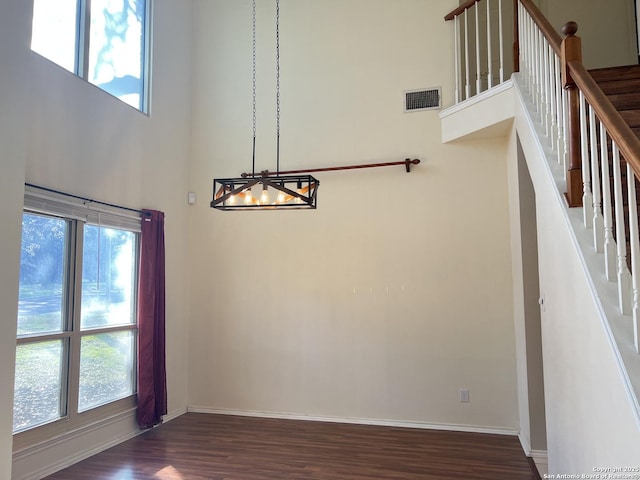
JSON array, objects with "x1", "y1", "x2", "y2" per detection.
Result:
[
  {"x1": 530, "y1": 450, "x2": 549, "y2": 477},
  {"x1": 518, "y1": 433, "x2": 548, "y2": 476},
  {"x1": 163, "y1": 407, "x2": 188, "y2": 423},
  {"x1": 12, "y1": 407, "x2": 187, "y2": 480},
  {"x1": 519, "y1": 433, "x2": 532, "y2": 455},
  {"x1": 13, "y1": 409, "x2": 140, "y2": 480},
  {"x1": 187, "y1": 406, "x2": 520, "y2": 437}
]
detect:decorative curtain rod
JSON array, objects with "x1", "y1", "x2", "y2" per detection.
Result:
[
  {"x1": 241, "y1": 158, "x2": 421, "y2": 178},
  {"x1": 25, "y1": 183, "x2": 143, "y2": 215}
]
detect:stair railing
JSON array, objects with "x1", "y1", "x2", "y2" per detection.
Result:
[
  {"x1": 445, "y1": 0, "x2": 640, "y2": 351},
  {"x1": 516, "y1": 2, "x2": 574, "y2": 203},
  {"x1": 517, "y1": 0, "x2": 640, "y2": 351},
  {"x1": 444, "y1": 0, "x2": 512, "y2": 103}
]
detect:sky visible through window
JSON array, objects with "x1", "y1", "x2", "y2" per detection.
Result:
[
  {"x1": 89, "y1": 0, "x2": 145, "y2": 109},
  {"x1": 31, "y1": 0, "x2": 147, "y2": 111},
  {"x1": 31, "y1": 0, "x2": 78, "y2": 73}
]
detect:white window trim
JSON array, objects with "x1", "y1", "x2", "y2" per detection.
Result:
[{"x1": 14, "y1": 186, "x2": 141, "y2": 451}]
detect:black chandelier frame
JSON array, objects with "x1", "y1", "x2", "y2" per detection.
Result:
[{"x1": 211, "y1": 173, "x2": 319, "y2": 210}]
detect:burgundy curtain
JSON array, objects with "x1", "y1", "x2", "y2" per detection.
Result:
[{"x1": 137, "y1": 209, "x2": 167, "y2": 429}]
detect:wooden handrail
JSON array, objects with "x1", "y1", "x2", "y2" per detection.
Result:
[
  {"x1": 568, "y1": 60, "x2": 640, "y2": 180},
  {"x1": 444, "y1": 0, "x2": 482, "y2": 21},
  {"x1": 519, "y1": 0, "x2": 562, "y2": 54}
]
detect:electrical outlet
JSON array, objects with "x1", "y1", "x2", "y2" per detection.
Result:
[{"x1": 459, "y1": 388, "x2": 470, "y2": 403}]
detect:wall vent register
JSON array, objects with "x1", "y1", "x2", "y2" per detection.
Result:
[{"x1": 405, "y1": 88, "x2": 441, "y2": 112}]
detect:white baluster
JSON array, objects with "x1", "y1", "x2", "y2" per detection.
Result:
[
  {"x1": 475, "y1": 3, "x2": 482, "y2": 94},
  {"x1": 499, "y1": 0, "x2": 504, "y2": 83},
  {"x1": 527, "y1": 12, "x2": 534, "y2": 93},
  {"x1": 529, "y1": 12, "x2": 535, "y2": 94},
  {"x1": 590, "y1": 108, "x2": 603, "y2": 252},
  {"x1": 580, "y1": 92, "x2": 593, "y2": 227},
  {"x1": 526, "y1": 15, "x2": 533, "y2": 94},
  {"x1": 465, "y1": 9, "x2": 471, "y2": 99},
  {"x1": 549, "y1": 45, "x2": 557, "y2": 148},
  {"x1": 601, "y1": 124, "x2": 617, "y2": 281},
  {"x1": 538, "y1": 29, "x2": 544, "y2": 115},
  {"x1": 543, "y1": 37, "x2": 550, "y2": 135},
  {"x1": 562, "y1": 88, "x2": 569, "y2": 176},
  {"x1": 530, "y1": 13, "x2": 536, "y2": 95},
  {"x1": 487, "y1": 0, "x2": 493, "y2": 89},
  {"x1": 518, "y1": 3, "x2": 525, "y2": 79},
  {"x1": 531, "y1": 26, "x2": 540, "y2": 109},
  {"x1": 548, "y1": 44, "x2": 555, "y2": 138},
  {"x1": 524, "y1": 11, "x2": 531, "y2": 91},
  {"x1": 539, "y1": 31, "x2": 546, "y2": 119},
  {"x1": 626, "y1": 162, "x2": 640, "y2": 352},
  {"x1": 555, "y1": 54, "x2": 563, "y2": 163},
  {"x1": 539, "y1": 30, "x2": 545, "y2": 117},
  {"x1": 454, "y1": 14, "x2": 461, "y2": 103},
  {"x1": 612, "y1": 142, "x2": 632, "y2": 314}
]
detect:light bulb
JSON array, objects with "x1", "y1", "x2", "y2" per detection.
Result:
[
  {"x1": 228, "y1": 185, "x2": 236, "y2": 205},
  {"x1": 260, "y1": 185, "x2": 270, "y2": 205},
  {"x1": 244, "y1": 188, "x2": 253, "y2": 205},
  {"x1": 277, "y1": 190, "x2": 286, "y2": 204}
]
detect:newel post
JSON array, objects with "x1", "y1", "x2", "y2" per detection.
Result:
[{"x1": 561, "y1": 21, "x2": 583, "y2": 207}]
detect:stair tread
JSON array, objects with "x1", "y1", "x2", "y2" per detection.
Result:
[
  {"x1": 606, "y1": 93, "x2": 640, "y2": 111},
  {"x1": 619, "y1": 110, "x2": 640, "y2": 128},
  {"x1": 597, "y1": 79, "x2": 640, "y2": 95},
  {"x1": 588, "y1": 64, "x2": 640, "y2": 82}
]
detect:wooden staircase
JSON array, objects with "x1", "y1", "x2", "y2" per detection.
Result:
[
  {"x1": 588, "y1": 64, "x2": 640, "y2": 266},
  {"x1": 589, "y1": 64, "x2": 640, "y2": 137}
]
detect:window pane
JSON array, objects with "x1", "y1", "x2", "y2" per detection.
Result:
[
  {"x1": 18, "y1": 214, "x2": 67, "y2": 336},
  {"x1": 88, "y1": 0, "x2": 146, "y2": 110},
  {"x1": 31, "y1": 0, "x2": 78, "y2": 72},
  {"x1": 13, "y1": 341, "x2": 65, "y2": 432},
  {"x1": 79, "y1": 331, "x2": 135, "y2": 412},
  {"x1": 81, "y1": 226, "x2": 136, "y2": 329}
]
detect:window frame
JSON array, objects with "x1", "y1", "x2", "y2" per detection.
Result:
[
  {"x1": 31, "y1": 0, "x2": 152, "y2": 113},
  {"x1": 13, "y1": 188, "x2": 141, "y2": 450}
]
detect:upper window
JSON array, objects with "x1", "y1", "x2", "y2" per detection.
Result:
[{"x1": 31, "y1": 0, "x2": 151, "y2": 112}]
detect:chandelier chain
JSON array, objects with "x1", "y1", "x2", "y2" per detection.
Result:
[
  {"x1": 276, "y1": 0, "x2": 280, "y2": 132},
  {"x1": 252, "y1": 0, "x2": 257, "y2": 176},
  {"x1": 275, "y1": 0, "x2": 280, "y2": 175}
]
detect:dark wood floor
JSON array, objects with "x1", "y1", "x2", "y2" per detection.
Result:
[{"x1": 45, "y1": 413, "x2": 540, "y2": 479}]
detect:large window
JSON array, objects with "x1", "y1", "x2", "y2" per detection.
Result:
[
  {"x1": 31, "y1": 0, "x2": 151, "y2": 112},
  {"x1": 13, "y1": 190, "x2": 140, "y2": 437}
]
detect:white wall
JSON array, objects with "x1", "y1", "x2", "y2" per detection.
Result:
[
  {"x1": 0, "y1": 2, "x2": 30, "y2": 479},
  {"x1": 539, "y1": 0, "x2": 637, "y2": 69},
  {"x1": 187, "y1": 0, "x2": 519, "y2": 432},
  {"x1": 6, "y1": 0, "x2": 193, "y2": 478}
]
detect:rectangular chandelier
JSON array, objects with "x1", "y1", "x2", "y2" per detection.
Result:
[{"x1": 211, "y1": 174, "x2": 319, "y2": 210}]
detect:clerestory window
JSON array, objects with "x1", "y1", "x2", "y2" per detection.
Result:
[{"x1": 30, "y1": 0, "x2": 151, "y2": 112}]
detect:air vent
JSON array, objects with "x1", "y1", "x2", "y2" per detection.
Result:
[{"x1": 404, "y1": 88, "x2": 441, "y2": 112}]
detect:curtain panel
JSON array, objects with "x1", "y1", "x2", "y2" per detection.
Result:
[{"x1": 137, "y1": 209, "x2": 167, "y2": 429}]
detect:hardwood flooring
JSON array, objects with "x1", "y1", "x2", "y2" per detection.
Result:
[{"x1": 45, "y1": 413, "x2": 540, "y2": 480}]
